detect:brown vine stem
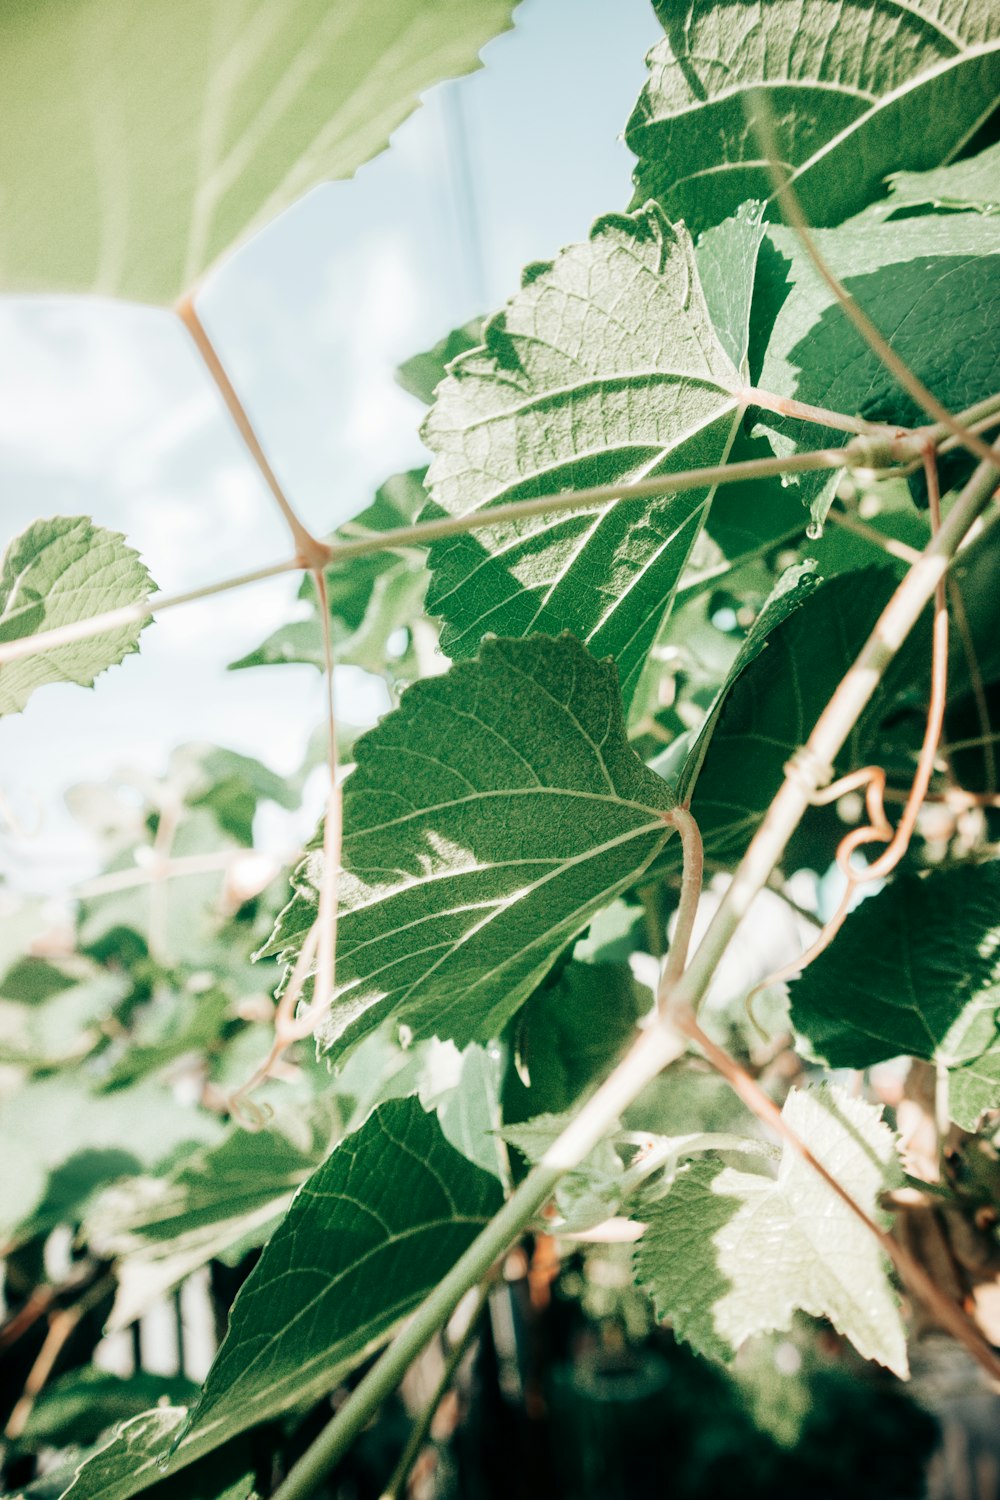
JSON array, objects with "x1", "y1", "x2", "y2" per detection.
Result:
[
  {"x1": 175, "y1": 294, "x2": 329, "y2": 569},
  {"x1": 0, "y1": 445, "x2": 858, "y2": 672},
  {"x1": 750, "y1": 94, "x2": 998, "y2": 468},
  {"x1": 671, "y1": 1009, "x2": 1000, "y2": 1382}
]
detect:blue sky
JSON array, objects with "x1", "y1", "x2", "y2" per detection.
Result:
[{"x1": 0, "y1": 0, "x2": 661, "y2": 888}]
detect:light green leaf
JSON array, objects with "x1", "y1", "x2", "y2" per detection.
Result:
[
  {"x1": 627, "y1": 0, "x2": 1000, "y2": 233},
  {"x1": 230, "y1": 469, "x2": 430, "y2": 681},
  {"x1": 753, "y1": 213, "x2": 1000, "y2": 524},
  {"x1": 0, "y1": 0, "x2": 517, "y2": 303},
  {"x1": 0, "y1": 517, "x2": 154, "y2": 716},
  {"x1": 635, "y1": 1085, "x2": 907, "y2": 1375},
  {"x1": 262, "y1": 634, "x2": 677, "y2": 1061},
  {"x1": 0, "y1": 1072, "x2": 221, "y2": 1246},
  {"x1": 159, "y1": 1098, "x2": 502, "y2": 1486},
  {"x1": 694, "y1": 201, "x2": 767, "y2": 376},
  {"x1": 420, "y1": 204, "x2": 748, "y2": 706},
  {"x1": 882, "y1": 139, "x2": 1000, "y2": 216},
  {"x1": 790, "y1": 864, "x2": 1000, "y2": 1131},
  {"x1": 85, "y1": 1103, "x2": 337, "y2": 1328}
]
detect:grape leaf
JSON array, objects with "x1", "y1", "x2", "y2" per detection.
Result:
[
  {"x1": 85, "y1": 1102, "x2": 337, "y2": 1328},
  {"x1": 0, "y1": 1072, "x2": 220, "y2": 1246},
  {"x1": 0, "y1": 0, "x2": 517, "y2": 303},
  {"x1": 229, "y1": 469, "x2": 430, "y2": 680},
  {"x1": 503, "y1": 960, "x2": 649, "y2": 1124},
  {"x1": 58, "y1": 1407, "x2": 253, "y2": 1500},
  {"x1": 790, "y1": 864, "x2": 1000, "y2": 1131},
  {"x1": 262, "y1": 634, "x2": 677, "y2": 1061},
  {"x1": 627, "y1": 0, "x2": 1000, "y2": 233},
  {"x1": 635, "y1": 1085, "x2": 907, "y2": 1375},
  {"x1": 153, "y1": 1098, "x2": 503, "y2": 1488},
  {"x1": 0, "y1": 516, "x2": 154, "y2": 716},
  {"x1": 753, "y1": 214, "x2": 1000, "y2": 523},
  {"x1": 419, "y1": 204, "x2": 752, "y2": 707},
  {"x1": 683, "y1": 567, "x2": 902, "y2": 862},
  {"x1": 396, "y1": 319, "x2": 484, "y2": 405},
  {"x1": 879, "y1": 139, "x2": 1000, "y2": 218},
  {"x1": 12, "y1": 1368, "x2": 198, "y2": 1455}
]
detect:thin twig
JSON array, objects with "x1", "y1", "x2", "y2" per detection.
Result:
[
  {"x1": 175, "y1": 295, "x2": 328, "y2": 568},
  {"x1": 0, "y1": 448, "x2": 854, "y2": 674}
]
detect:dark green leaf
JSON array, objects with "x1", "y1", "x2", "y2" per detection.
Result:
[
  {"x1": 627, "y1": 0, "x2": 1000, "y2": 233},
  {"x1": 791, "y1": 864, "x2": 1000, "y2": 1130},
  {"x1": 167, "y1": 1098, "x2": 502, "y2": 1482}
]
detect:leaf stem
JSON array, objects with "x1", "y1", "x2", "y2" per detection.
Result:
[
  {"x1": 175, "y1": 295, "x2": 329, "y2": 569},
  {"x1": 657, "y1": 808, "x2": 703, "y2": 1002}
]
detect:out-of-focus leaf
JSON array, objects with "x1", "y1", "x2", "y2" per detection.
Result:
[
  {"x1": 0, "y1": 517, "x2": 154, "y2": 716},
  {"x1": 0, "y1": 0, "x2": 518, "y2": 303}
]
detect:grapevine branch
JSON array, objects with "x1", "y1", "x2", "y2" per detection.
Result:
[
  {"x1": 0, "y1": 444, "x2": 869, "y2": 672},
  {"x1": 267, "y1": 443, "x2": 1000, "y2": 1500}
]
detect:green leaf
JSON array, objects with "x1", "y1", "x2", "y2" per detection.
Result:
[
  {"x1": 0, "y1": 517, "x2": 154, "y2": 716},
  {"x1": 635, "y1": 1085, "x2": 907, "y2": 1375},
  {"x1": 676, "y1": 561, "x2": 820, "y2": 807},
  {"x1": 753, "y1": 214, "x2": 1000, "y2": 523},
  {"x1": 627, "y1": 0, "x2": 1000, "y2": 233},
  {"x1": 881, "y1": 139, "x2": 1000, "y2": 217},
  {"x1": 262, "y1": 634, "x2": 677, "y2": 1060},
  {"x1": 57, "y1": 1408, "x2": 253, "y2": 1500},
  {"x1": 163, "y1": 1097, "x2": 502, "y2": 1485},
  {"x1": 504, "y1": 960, "x2": 648, "y2": 1123},
  {"x1": 396, "y1": 319, "x2": 484, "y2": 405},
  {"x1": 694, "y1": 201, "x2": 768, "y2": 376},
  {"x1": 230, "y1": 469, "x2": 430, "y2": 681},
  {"x1": 0, "y1": 0, "x2": 517, "y2": 303},
  {"x1": 682, "y1": 566, "x2": 902, "y2": 862},
  {"x1": 13, "y1": 1368, "x2": 198, "y2": 1454},
  {"x1": 0, "y1": 1072, "x2": 220, "y2": 1246},
  {"x1": 420, "y1": 204, "x2": 749, "y2": 706},
  {"x1": 86, "y1": 1103, "x2": 337, "y2": 1327},
  {"x1": 790, "y1": 864, "x2": 1000, "y2": 1131}
]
